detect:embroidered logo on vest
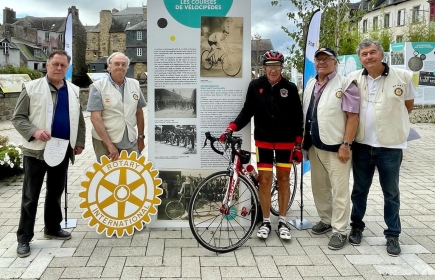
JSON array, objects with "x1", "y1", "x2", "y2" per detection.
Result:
[
  {"x1": 280, "y1": 88, "x2": 288, "y2": 97},
  {"x1": 133, "y1": 94, "x2": 139, "y2": 100},
  {"x1": 336, "y1": 91, "x2": 343, "y2": 98},
  {"x1": 394, "y1": 88, "x2": 403, "y2": 96},
  {"x1": 259, "y1": 88, "x2": 263, "y2": 94}
]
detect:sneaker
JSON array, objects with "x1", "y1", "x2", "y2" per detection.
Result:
[
  {"x1": 17, "y1": 242, "x2": 30, "y2": 258},
  {"x1": 278, "y1": 222, "x2": 292, "y2": 240},
  {"x1": 349, "y1": 227, "x2": 363, "y2": 246},
  {"x1": 44, "y1": 229, "x2": 72, "y2": 240},
  {"x1": 328, "y1": 232, "x2": 347, "y2": 250},
  {"x1": 311, "y1": 221, "x2": 332, "y2": 235},
  {"x1": 386, "y1": 236, "x2": 401, "y2": 256},
  {"x1": 256, "y1": 222, "x2": 271, "y2": 239}
]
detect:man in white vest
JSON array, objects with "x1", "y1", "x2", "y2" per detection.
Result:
[
  {"x1": 302, "y1": 47, "x2": 360, "y2": 250},
  {"x1": 347, "y1": 39, "x2": 415, "y2": 256},
  {"x1": 11, "y1": 50, "x2": 86, "y2": 258},
  {"x1": 87, "y1": 52, "x2": 146, "y2": 162}
]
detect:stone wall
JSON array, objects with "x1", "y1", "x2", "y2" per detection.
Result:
[{"x1": 0, "y1": 86, "x2": 147, "y2": 121}]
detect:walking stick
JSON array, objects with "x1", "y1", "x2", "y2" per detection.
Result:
[{"x1": 61, "y1": 171, "x2": 77, "y2": 229}]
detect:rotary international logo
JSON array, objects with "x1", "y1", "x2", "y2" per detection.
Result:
[
  {"x1": 336, "y1": 91, "x2": 343, "y2": 98},
  {"x1": 133, "y1": 94, "x2": 139, "y2": 100},
  {"x1": 394, "y1": 88, "x2": 403, "y2": 96},
  {"x1": 79, "y1": 151, "x2": 162, "y2": 237}
]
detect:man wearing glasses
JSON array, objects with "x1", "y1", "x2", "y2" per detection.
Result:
[
  {"x1": 302, "y1": 47, "x2": 360, "y2": 250},
  {"x1": 12, "y1": 50, "x2": 86, "y2": 257},
  {"x1": 221, "y1": 50, "x2": 303, "y2": 241}
]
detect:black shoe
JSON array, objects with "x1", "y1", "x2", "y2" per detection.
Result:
[
  {"x1": 386, "y1": 236, "x2": 401, "y2": 256},
  {"x1": 44, "y1": 229, "x2": 72, "y2": 240},
  {"x1": 328, "y1": 232, "x2": 347, "y2": 250},
  {"x1": 349, "y1": 227, "x2": 363, "y2": 246},
  {"x1": 17, "y1": 242, "x2": 30, "y2": 258},
  {"x1": 311, "y1": 221, "x2": 332, "y2": 235}
]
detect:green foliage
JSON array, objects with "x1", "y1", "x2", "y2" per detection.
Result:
[
  {"x1": 0, "y1": 65, "x2": 42, "y2": 80},
  {"x1": 0, "y1": 135, "x2": 23, "y2": 180}
]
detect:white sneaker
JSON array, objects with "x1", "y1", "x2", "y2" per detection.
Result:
[
  {"x1": 278, "y1": 222, "x2": 292, "y2": 240},
  {"x1": 257, "y1": 222, "x2": 271, "y2": 239}
]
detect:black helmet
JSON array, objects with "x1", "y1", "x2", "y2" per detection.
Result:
[{"x1": 262, "y1": 50, "x2": 284, "y2": 65}]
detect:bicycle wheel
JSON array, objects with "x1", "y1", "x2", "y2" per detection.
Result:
[
  {"x1": 201, "y1": 50, "x2": 213, "y2": 70},
  {"x1": 270, "y1": 164, "x2": 298, "y2": 216},
  {"x1": 188, "y1": 171, "x2": 259, "y2": 253},
  {"x1": 165, "y1": 201, "x2": 184, "y2": 220},
  {"x1": 222, "y1": 53, "x2": 241, "y2": 77},
  {"x1": 193, "y1": 198, "x2": 212, "y2": 217}
]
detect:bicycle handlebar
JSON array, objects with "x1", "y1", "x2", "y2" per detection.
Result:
[{"x1": 203, "y1": 131, "x2": 242, "y2": 157}]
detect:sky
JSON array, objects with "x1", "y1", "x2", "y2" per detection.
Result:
[{"x1": 0, "y1": 0, "x2": 298, "y2": 56}]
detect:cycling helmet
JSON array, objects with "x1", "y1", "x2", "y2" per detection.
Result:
[{"x1": 262, "y1": 50, "x2": 284, "y2": 65}]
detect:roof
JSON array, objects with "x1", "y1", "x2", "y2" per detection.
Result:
[
  {"x1": 126, "y1": 21, "x2": 147, "y2": 31},
  {"x1": 0, "y1": 37, "x2": 18, "y2": 49},
  {"x1": 14, "y1": 42, "x2": 48, "y2": 61},
  {"x1": 89, "y1": 56, "x2": 108, "y2": 64},
  {"x1": 88, "y1": 23, "x2": 100, "y2": 32},
  {"x1": 347, "y1": 2, "x2": 361, "y2": 10},
  {"x1": 110, "y1": 15, "x2": 144, "y2": 32},
  {"x1": 12, "y1": 16, "x2": 66, "y2": 32},
  {"x1": 113, "y1": 7, "x2": 145, "y2": 15},
  {"x1": 251, "y1": 39, "x2": 274, "y2": 52},
  {"x1": 84, "y1": 25, "x2": 96, "y2": 31}
]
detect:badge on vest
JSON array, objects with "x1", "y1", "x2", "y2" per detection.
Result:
[
  {"x1": 336, "y1": 90, "x2": 343, "y2": 98},
  {"x1": 394, "y1": 88, "x2": 403, "y2": 96},
  {"x1": 280, "y1": 88, "x2": 288, "y2": 97},
  {"x1": 104, "y1": 97, "x2": 111, "y2": 104},
  {"x1": 133, "y1": 94, "x2": 139, "y2": 100}
]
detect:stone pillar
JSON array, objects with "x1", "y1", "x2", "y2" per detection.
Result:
[{"x1": 99, "y1": 10, "x2": 112, "y2": 57}]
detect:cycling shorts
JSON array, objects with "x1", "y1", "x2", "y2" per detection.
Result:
[{"x1": 255, "y1": 141, "x2": 295, "y2": 172}]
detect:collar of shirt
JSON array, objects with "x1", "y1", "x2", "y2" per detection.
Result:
[
  {"x1": 45, "y1": 76, "x2": 66, "y2": 91},
  {"x1": 362, "y1": 62, "x2": 389, "y2": 77},
  {"x1": 108, "y1": 74, "x2": 126, "y2": 92},
  {"x1": 314, "y1": 71, "x2": 336, "y2": 100}
]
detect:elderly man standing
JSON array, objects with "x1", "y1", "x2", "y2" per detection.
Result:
[
  {"x1": 302, "y1": 47, "x2": 360, "y2": 250},
  {"x1": 12, "y1": 50, "x2": 86, "y2": 258},
  {"x1": 87, "y1": 52, "x2": 147, "y2": 162},
  {"x1": 347, "y1": 39, "x2": 415, "y2": 256}
]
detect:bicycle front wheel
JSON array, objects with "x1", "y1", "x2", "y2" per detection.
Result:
[
  {"x1": 165, "y1": 201, "x2": 184, "y2": 220},
  {"x1": 193, "y1": 198, "x2": 212, "y2": 217},
  {"x1": 222, "y1": 53, "x2": 241, "y2": 77},
  {"x1": 270, "y1": 164, "x2": 298, "y2": 216},
  {"x1": 188, "y1": 171, "x2": 259, "y2": 253},
  {"x1": 201, "y1": 50, "x2": 213, "y2": 70}
]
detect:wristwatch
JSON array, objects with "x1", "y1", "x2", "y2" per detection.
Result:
[
  {"x1": 342, "y1": 141, "x2": 351, "y2": 147},
  {"x1": 138, "y1": 134, "x2": 145, "y2": 139}
]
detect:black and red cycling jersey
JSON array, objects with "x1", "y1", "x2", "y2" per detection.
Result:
[{"x1": 232, "y1": 75, "x2": 303, "y2": 144}]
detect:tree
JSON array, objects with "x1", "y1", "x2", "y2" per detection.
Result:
[{"x1": 0, "y1": 65, "x2": 42, "y2": 80}]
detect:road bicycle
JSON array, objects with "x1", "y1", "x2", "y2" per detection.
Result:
[
  {"x1": 188, "y1": 132, "x2": 298, "y2": 253},
  {"x1": 201, "y1": 48, "x2": 241, "y2": 77},
  {"x1": 165, "y1": 187, "x2": 213, "y2": 219}
]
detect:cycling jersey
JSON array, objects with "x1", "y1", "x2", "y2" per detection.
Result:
[{"x1": 233, "y1": 75, "x2": 303, "y2": 143}]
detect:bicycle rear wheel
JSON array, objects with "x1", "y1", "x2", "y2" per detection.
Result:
[
  {"x1": 165, "y1": 201, "x2": 184, "y2": 220},
  {"x1": 188, "y1": 171, "x2": 259, "y2": 253},
  {"x1": 222, "y1": 53, "x2": 241, "y2": 76},
  {"x1": 270, "y1": 164, "x2": 298, "y2": 216},
  {"x1": 201, "y1": 50, "x2": 213, "y2": 70}
]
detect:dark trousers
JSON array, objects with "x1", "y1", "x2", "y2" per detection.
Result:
[
  {"x1": 350, "y1": 142, "x2": 403, "y2": 237},
  {"x1": 17, "y1": 154, "x2": 70, "y2": 243}
]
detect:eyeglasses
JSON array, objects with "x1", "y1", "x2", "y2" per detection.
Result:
[
  {"x1": 265, "y1": 65, "x2": 282, "y2": 70},
  {"x1": 50, "y1": 62, "x2": 68, "y2": 69},
  {"x1": 314, "y1": 57, "x2": 335, "y2": 63}
]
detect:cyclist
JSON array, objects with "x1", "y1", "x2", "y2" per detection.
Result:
[
  {"x1": 206, "y1": 29, "x2": 229, "y2": 62},
  {"x1": 220, "y1": 50, "x2": 303, "y2": 240}
]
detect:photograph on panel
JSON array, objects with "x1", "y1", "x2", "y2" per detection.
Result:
[
  {"x1": 155, "y1": 88, "x2": 197, "y2": 118},
  {"x1": 200, "y1": 16, "x2": 243, "y2": 78},
  {"x1": 155, "y1": 125, "x2": 197, "y2": 155}
]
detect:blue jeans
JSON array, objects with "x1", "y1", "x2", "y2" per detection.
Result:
[{"x1": 350, "y1": 142, "x2": 403, "y2": 237}]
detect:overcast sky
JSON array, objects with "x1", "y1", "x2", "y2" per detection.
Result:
[{"x1": 0, "y1": 0, "x2": 298, "y2": 56}]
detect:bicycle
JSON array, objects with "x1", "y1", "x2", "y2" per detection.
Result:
[
  {"x1": 201, "y1": 48, "x2": 241, "y2": 77},
  {"x1": 188, "y1": 132, "x2": 298, "y2": 253},
  {"x1": 165, "y1": 185, "x2": 213, "y2": 219}
]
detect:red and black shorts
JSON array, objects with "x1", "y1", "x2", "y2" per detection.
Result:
[{"x1": 255, "y1": 141, "x2": 295, "y2": 172}]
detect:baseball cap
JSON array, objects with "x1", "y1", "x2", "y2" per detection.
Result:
[{"x1": 315, "y1": 47, "x2": 337, "y2": 58}]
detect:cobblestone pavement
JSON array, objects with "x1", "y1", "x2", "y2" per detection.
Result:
[{"x1": 0, "y1": 113, "x2": 434, "y2": 279}]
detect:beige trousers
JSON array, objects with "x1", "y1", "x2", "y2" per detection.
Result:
[
  {"x1": 92, "y1": 137, "x2": 138, "y2": 163},
  {"x1": 308, "y1": 146, "x2": 351, "y2": 234}
]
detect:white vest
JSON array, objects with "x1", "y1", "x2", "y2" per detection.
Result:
[
  {"x1": 23, "y1": 78, "x2": 81, "y2": 150},
  {"x1": 348, "y1": 68, "x2": 411, "y2": 146},
  {"x1": 303, "y1": 75, "x2": 354, "y2": 145},
  {"x1": 91, "y1": 78, "x2": 140, "y2": 143}
]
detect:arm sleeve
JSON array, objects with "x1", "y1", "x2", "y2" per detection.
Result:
[
  {"x1": 87, "y1": 84, "x2": 104, "y2": 111},
  {"x1": 341, "y1": 81, "x2": 360, "y2": 114},
  {"x1": 232, "y1": 82, "x2": 256, "y2": 131},
  {"x1": 292, "y1": 84, "x2": 304, "y2": 143},
  {"x1": 11, "y1": 88, "x2": 38, "y2": 142},
  {"x1": 138, "y1": 90, "x2": 147, "y2": 108}
]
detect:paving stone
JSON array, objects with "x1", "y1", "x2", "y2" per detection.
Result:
[
  {"x1": 38, "y1": 247, "x2": 76, "y2": 258},
  {"x1": 162, "y1": 247, "x2": 181, "y2": 267},
  {"x1": 0, "y1": 257, "x2": 15, "y2": 267},
  {"x1": 101, "y1": 256, "x2": 126, "y2": 278},
  {"x1": 0, "y1": 267, "x2": 26, "y2": 278},
  {"x1": 296, "y1": 265, "x2": 340, "y2": 277},
  {"x1": 303, "y1": 246, "x2": 331, "y2": 265},
  {"x1": 251, "y1": 246, "x2": 288, "y2": 256},
  {"x1": 200, "y1": 266, "x2": 221, "y2": 280},
  {"x1": 417, "y1": 254, "x2": 435, "y2": 264},
  {"x1": 21, "y1": 255, "x2": 53, "y2": 279},
  {"x1": 327, "y1": 255, "x2": 360, "y2": 276},
  {"x1": 165, "y1": 238, "x2": 198, "y2": 248},
  {"x1": 219, "y1": 266, "x2": 260, "y2": 278},
  {"x1": 61, "y1": 266, "x2": 103, "y2": 278},
  {"x1": 74, "y1": 239, "x2": 98, "y2": 257},
  {"x1": 87, "y1": 246, "x2": 111, "y2": 266},
  {"x1": 149, "y1": 229, "x2": 181, "y2": 238},
  {"x1": 401, "y1": 245, "x2": 432, "y2": 254},
  {"x1": 182, "y1": 247, "x2": 218, "y2": 257},
  {"x1": 373, "y1": 264, "x2": 418, "y2": 276},
  {"x1": 145, "y1": 238, "x2": 164, "y2": 256},
  {"x1": 277, "y1": 265, "x2": 303, "y2": 280},
  {"x1": 140, "y1": 266, "x2": 181, "y2": 278},
  {"x1": 346, "y1": 254, "x2": 389, "y2": 265},
  {"x1": 110, "y1": 246, "x2": 146, "y2": 256},
  {"x1": 273, "y1": 255, "x2": 313, "y2": 266},
  {"x1": 234, "y1": 247, "x2": 256, "y2": 266},
  {"x1": 400, "y1": 254, "x2": 435, "y2": 275},
  {"x1": 97, "y1": 238, "x2": 132, "y2": 247},
  {"x1": 125, "y1": 256, "x2": 163, "y2": 267},
  {"x1": 200, "y1": 256, "x2": 237, "y2": 266},
  {"x1": 48, "y1": 256, "x2": 89, "y2": 267},
  {"x1": 40, "y1": 267, "x2": 64, "y2": 280},
  {"x1": 121, "y1": 266, "x2": 142, "y2": 279},
  {"x1": 255, "y1": 255, "x2": 280, "y2": 277},
  {"x1": 182, "y1": 256, "x2": 200, "y2": 278},
  {"x1": 364, "y1": 236, "x2": 388, "y2": 246}
]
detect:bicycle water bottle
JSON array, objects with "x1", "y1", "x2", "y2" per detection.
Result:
[{"x1": 246, "y1": 164, "x2": 258, "y2": 181}]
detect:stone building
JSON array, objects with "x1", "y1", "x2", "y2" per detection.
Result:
[{"x1": 86, "y1": 6, "x2": 147, "y2": 79}]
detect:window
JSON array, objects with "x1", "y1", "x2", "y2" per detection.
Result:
[
  {"x1": 92, "y1": 37, "x2": 96, "y2": 43},
  {"x1": 3, "y1": 42, "x2": 9, "y2": 55},
  {"x1": 34, "y1": 49, "x2": 41, "y2": 57},
  {"x1": 137, "y1": 48, "x2": 142, "y2": 56},
  {"x1": 45, "y1": 32, "x2": 50, "y2": 41},
  {"x1": 43, "y1": 47, "x2": 48, "y2": 54},
  {"x1": 34, "y1": 63, "x2": 38, "y2": 70},
  {"x1": 397, "y1": 9, "x2": 405, "y2": 26},
  {"x1": 137, "y1": 31, "x2": 142, "y2": 41},
  {"x1": 384, "y1": 13, "x2": 390, "y2": 28},
  {"x1": 373, "y1": 16, "x2": 378, "y2": 31},
  {"x1": 113, "y1": 35, "x2": 118, "y2": 43},
  {"x1": 396, "y1": 35, "x2": 403, "y2": 42},
  {"x1": 412, "y1": 5, "x2": 421, "y2": 23},
  {"x1": 362, "y1": 19, "x2": 368, "y2": 33},
  {"x1": 93, "y1": 51, "x2": 97, "y2": 56},
  {"x1": 59, "y1": 33, "x2": 63, "y2": 42}
]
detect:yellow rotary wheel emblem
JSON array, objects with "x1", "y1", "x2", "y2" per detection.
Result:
[{"x1": 79, "y1": 151, "x2": 162, "y2": 237}]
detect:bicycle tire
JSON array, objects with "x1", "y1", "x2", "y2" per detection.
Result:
[
  {"x1": 201, "y1": 50, "x2": 213, "y2": 70},
  {"x1": 270, "y1": 164, "x2": 298, "y2": 216},
  {"x1": 193, "y1": 198, "x2": 212, "y2": 217},
  {"x1": 188, "y1": 171, "x2": 259, "y2": 253},
  {"x1": 222, "y1": 53, "x2": 241, "y2": 77},
  {"x1": 165, "y1": 201, "x2": 184, "y2": 220}
]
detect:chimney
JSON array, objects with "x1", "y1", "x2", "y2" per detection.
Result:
[
  {"x1": 99, "y1": 10, "x2": 112, "y2": 57},
  {"x1": 142, "y1": 7, "x2": 147, "y2": 20},
  {"x1": 3, "y1": 7, "x2": 16, "y2": 25}
]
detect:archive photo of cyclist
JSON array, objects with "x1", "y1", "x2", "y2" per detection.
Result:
[
  {"x1": 155, "y1": 125, "x2": 196, "y2": 155},
  {"x1": 221, "y1": 50, "x2": 304, "y2": 241},
  {"x1": 200, "y1": 17, "x2": 242, "y2": 77}
]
